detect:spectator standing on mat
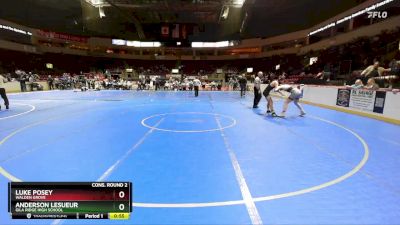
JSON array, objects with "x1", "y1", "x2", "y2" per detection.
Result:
[
  {"x1": 0, "y1": 74, "x2": 9, "y2": 110},
  {"x1": 253, "y1": 72, "x2": 262, "y2": 108},
  {"x1": 17, "y1": 70, "x2": 27, "y2": 92},
  {"x1": 47, "y1": 75, "x2": 54, "y2": 90},
  {"x1": 239, "y1": 75, "x2": 247, "y2": 98},
  {"x1": 193, "y1": 77, "x2": 201, "y2": 97}
]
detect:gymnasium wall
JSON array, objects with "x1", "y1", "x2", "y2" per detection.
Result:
[
  {"x1": 3, "y1": 83, "x2": 400, "y2": 124},
  {"x1": 3, "y1": 81, "x2": 49, "y2": 93},
  {"x1": 258, "y1": 84, "x2": 400, "y2": 125}
]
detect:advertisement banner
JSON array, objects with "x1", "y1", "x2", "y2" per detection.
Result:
[
  {"x1": 172, "y1": 24, "x2": 179, "y2": 39},
  {"x1": 336, "y1": 89, "x2": 350, "y2": 107},
  {"x1": 349, "y1": 89, "x2": 376, "y2": 112},
  {"x1": 36, "y1": 30, "x2": 88, "y2": 43},
  {"x1": 336, "y1": 89, "x2": 386, "y2": 114},
  {"x1": 373, "y1": 91, "x2": 386, "y2": 113},
  {"x1": 161, "y1": 25, "x2": 169, "y2": 37}
]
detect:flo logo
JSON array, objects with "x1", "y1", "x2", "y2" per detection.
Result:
[{"x1": 367, "y1": 11, "x2": 388, "y2": 19}]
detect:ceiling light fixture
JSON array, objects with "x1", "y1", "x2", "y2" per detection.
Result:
[{"x1": 99, "y1": 7, "x2": 106, "y2": 18}]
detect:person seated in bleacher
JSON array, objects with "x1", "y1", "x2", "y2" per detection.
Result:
[
  {"x1": 314, "y1": 71, "x2": 325, "y2": 80},
  {"x1": 27, "y1": 73, "x2": 43, "y2": 91},
  {"x1": 365, "y1": 78, "x2": 379, "y2": 90},
  {"x1": 347, "y1": 79, "x2": 364, "y2": 89},
  {"x1": 210, "y1": 81, "x2": 217, "y2": 91}
]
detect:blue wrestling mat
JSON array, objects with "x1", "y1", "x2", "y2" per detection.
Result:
[{"x1": 0, "y1": 90, "x2": 399, "y2": 225}]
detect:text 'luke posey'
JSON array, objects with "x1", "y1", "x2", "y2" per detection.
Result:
[{"x1": 15, "y1": 190, "x2": 54, "y2": 200}]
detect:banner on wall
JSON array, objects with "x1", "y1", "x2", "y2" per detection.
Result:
[
  {"x1": 336, "y1": 89, "x2": 351, "y2": 107},
  {"x1": 36, "y1": 30, "x2": 88, "y2": 43},
  {"x1": 161, "y1": 25, "x2": 169, "y2": 37},
  {"x1": 336, "y1": 89, "x2": 386, "y2": 114},
  {"x1": 172, "y1": 24, "x2": 180, "y2": 39}
]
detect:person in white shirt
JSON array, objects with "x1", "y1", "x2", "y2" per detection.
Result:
[
  {"x1": 0, "y1": 74, "x2": 10, "y2": 110},
  {"x1": 253, "y1": 72, "x2": 262, "y2": 108},
  {"x1": 193, "y1": 78, "x2": 201, "y2": 97},
  {"x1": 274, "y1": 84, "x2": 305, "y2": 118}
]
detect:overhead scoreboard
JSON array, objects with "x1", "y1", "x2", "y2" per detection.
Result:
[{"x1": 8, "y1": 182, "x2": 132, "y2": 220}]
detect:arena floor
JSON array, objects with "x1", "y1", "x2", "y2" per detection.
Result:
[{"x1": 0, "y1": 90, "x2": 400, "y2": 225}]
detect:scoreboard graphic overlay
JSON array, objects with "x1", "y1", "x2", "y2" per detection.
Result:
[{"x1": 8, "y1": 182, "x2": 132, "y2": 220}]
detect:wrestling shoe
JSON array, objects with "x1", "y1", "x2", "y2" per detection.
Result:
[{"x1": 300, "y1": 112, "x2": 306, "y2": 117}]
